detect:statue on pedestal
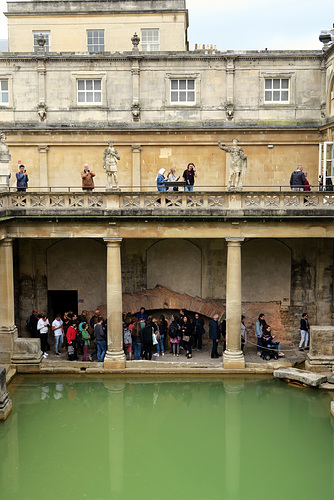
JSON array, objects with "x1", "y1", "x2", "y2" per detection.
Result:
[
  {"x1": 218, "y1": 138, "x2": 247, "y2": 190},
  {"x1": 103, "y1": 140, "x2": 120, "y2": 190}
]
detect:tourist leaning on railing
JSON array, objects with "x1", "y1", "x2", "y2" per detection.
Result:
[{"x1": 156, "y1": 168, "x2": 166, "y2": 191}]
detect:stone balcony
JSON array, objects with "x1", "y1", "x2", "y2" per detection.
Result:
[{"x1": 1, "y1": 189, "x2": 334, "y2": 219}]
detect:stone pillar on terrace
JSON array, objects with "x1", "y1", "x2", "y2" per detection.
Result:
[
  {"x1": 38, "y1": 145, "x2": 49, "y2": 191},
  {"x1": 131, "y1": 145, "x2": 142, "y2": 191},
  {"x1": 103, "y1": 238, "x2": 126, "y2": 369},
  {"x1": 223, "y1": 238, "x2": 245, "y2": 369}
]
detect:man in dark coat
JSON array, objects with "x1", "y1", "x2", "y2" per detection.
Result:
[
  {"x1": 209, "y1": 314, "x2": 221, "y2": 359},
  {"x1": 290, "y1": 165, "x2": 305, "y2": 191}
]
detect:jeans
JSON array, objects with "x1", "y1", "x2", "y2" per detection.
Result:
[
  {"x1": 82, "y1": 344, "x2": 88, "y2": 361},
  {"x1": 133, "y1": 342, "x2": 142, "y2": 360},
  {"x1": 54, "y1": 334, "x2": 63, "y2": 353},
  {"x1": 256, "y1": 337, "x2": 262, "y2": 352},
  {"x1": 156, "y1": 334, "x2": 164, "y2": 354},
  {"x1": 269, "y1": 341, "x2": 281, "y2": 354},
  {"x1": 185, "y1": 185, "x2": 193, "y2": 192},
  {"x1": 299, "y1": 330, "x2": 309, "y2": 348},
  {"x1": 96, "y1": 340, "x2": 106, "y2": 362}
]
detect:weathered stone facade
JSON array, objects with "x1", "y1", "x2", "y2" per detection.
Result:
[{"x1": 0, "y1": 0, "x2": 334, "y2": 367}]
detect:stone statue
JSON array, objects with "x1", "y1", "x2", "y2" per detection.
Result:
[
  {"x1": 0, "y1": 132, "x2": 9, "y2": 158},
  {"x1": 218, "y1": 138, "x2": 247, "y2": 190},
  {"x1": 103, "y1": 140, "x2": 120, "y2": 189},
  {"x1": 0, "y1": 132, "x2": 11, "y2": 191}
]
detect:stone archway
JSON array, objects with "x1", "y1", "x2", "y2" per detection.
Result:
[
  {"x1": 242, "y1": 239, "x2": 291, "y2": 304},
  {"x1": 122, "y1": 285, "x2": 224, "y2": 318},
  {"x1": 147, "y1": 239, "x2": 202, "y2": 297}
]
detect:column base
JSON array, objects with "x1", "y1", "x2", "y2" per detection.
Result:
[
  {"x1": 223, "y1": 349, "x2": 245, "y2": 369},
  {"x1": 0, "y1": 368, "x2": 12, "y2": 421},
  {"x1": 104, "y1": 350, "x2": 126, "y2": 370},
  {"x1": 12, "y1": 338, "x2": 43, "y2": 365},
  {"x1": 0, "y1": 392, "x2": 12, "y2": 421}
]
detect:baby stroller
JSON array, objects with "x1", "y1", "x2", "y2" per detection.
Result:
[{"x1": 261, "y1": 341, "x2": 279, "y2": 361}]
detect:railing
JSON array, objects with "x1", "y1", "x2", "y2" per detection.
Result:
[
  {"x1": 1, "y1": 189, "x2": 334, "y2": 214},
  {"x1": 4, "y1": 184, "x2": 323, "y2": 193}
]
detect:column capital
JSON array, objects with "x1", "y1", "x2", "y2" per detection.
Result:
[
  {"x1": 38, "y1": 145, "x2": 49, "y2": 153},
  {"x1": 0, "y1": 237, "x2": 14, "y2": 247},
  {"x1": 104, "y1": 237, "x2": 122, "y2": 247},
  {"x1": 225, "y1": 237, "x2": 245, "y2": 245},
  {"x1": 131, "y1": 144, "x2": 142, "y2": 152}
]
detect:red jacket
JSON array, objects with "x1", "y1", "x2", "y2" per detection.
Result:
[{"x1": 66, "y1": 326, "x2": 77, "y2": 343}]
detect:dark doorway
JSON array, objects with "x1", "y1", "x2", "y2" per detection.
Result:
[{"x1": 48, "y1": 290, "x2": 78, "y2": 320}]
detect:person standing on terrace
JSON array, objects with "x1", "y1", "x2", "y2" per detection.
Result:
[
  {"x1": 182, "y1": 163, "x2": 197, "y2": 192},
  {"x1": 81, "y1": 163, "x2": 95, "y2": 191},
  {"x1": 290, "y1": 165, "x2": 305, "y2": 192},
  {"x1": 156, "y1": 168, "x2": 166, "y2": 191},
  {"x1": 16, "y1": 164, "x2": 29, "y2": 192}
]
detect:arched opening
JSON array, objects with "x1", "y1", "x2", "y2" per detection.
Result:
[{"x1": 146, "y1": 239, "x2": 202, "y2": 297}]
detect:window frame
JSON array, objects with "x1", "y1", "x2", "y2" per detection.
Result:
[
  {"x1": 141, "y1": 29, "x2": 159, "y2": 51},
  {"x1": 259, "y1": 72, "x2": 295, "y2": 107},
  {"x1": 165, "y1": 73, "x2": 200, "y2": 107},
  {"x1": 33, "y1": 31, "x2": 50, "y2": 52},
  {"x1": 71, "y1": 72, "x2": 107, "y2": 108},
  {"x1": 0, "y1": 75, "x2": 13, "y2": 107},
  {"x1": 87, "y1": 29, "x2": 105, "y2": 53}
]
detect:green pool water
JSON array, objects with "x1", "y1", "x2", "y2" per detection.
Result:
[{"x1": 0, "y1": 375, "x2": 333, "y2": 500}]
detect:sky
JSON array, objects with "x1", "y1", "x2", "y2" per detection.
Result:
[{"x1": 0, "y1": 0, "x2": 332, "y2": 50}]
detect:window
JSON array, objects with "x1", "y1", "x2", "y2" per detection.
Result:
[
  {"x1": 87, "y1": 30, "x2": 105, "y2": 52},
  {"x1": 0, "y1": 80, "x2": 8, "y2": 104},
  {"x1": 265, "y1": 78, "x2": 289, "y2": 102},
  {"x1": 170, "y1": 79, "x2": 195, "y2": 103},
  {"x1": 77, "y1": 79, "x2": 102, "y2": 104},
  {"x1": 33, "y1": 31, "x2": 50, "y2": 52},
  {"x1": 141, "y1": 29, "x2": 159, "y2": 51}
]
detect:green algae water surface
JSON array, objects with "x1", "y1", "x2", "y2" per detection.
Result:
[{"x1": 0, "y1": 376, "x2": 333, "y2": 500}]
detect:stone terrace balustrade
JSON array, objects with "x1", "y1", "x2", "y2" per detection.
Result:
[{"x1": 1, "y1": 190, "x2": 334, "y2": 217}]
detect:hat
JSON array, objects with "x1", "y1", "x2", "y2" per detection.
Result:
[{"x1": 33, "y1": 309, "x2": 38, "y2": 313}]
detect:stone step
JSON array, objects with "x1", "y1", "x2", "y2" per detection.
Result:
[{"x1": 274, "y1": 367, "x2": 328, "y2": 387}]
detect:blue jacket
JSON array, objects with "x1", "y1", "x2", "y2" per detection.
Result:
[
  {"x1": 209, "y1": 319, "x2": 220, "y2": 340},
  {"x1": 156, "y1": 174, "x2": 166, "y2": 192},
  {"x1": 16, "y1": 172, "x2": 29, "y2": 188}
]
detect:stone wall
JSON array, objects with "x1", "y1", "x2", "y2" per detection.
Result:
[{"x1": 13, "y1": 236, "x2": 334, "y2": 344}]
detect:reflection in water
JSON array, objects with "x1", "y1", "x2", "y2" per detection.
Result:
[{"x1": 0, "y1": 376, "x2": 333, "y2": 500}]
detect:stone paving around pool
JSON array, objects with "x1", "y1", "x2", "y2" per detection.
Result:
[{"x1": 7, "y1": 341, "x2": 305, "y2": 376}]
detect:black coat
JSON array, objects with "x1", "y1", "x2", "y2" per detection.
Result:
[{"x1": 209, "y1": 319, "x2": 220, "y2": 340}]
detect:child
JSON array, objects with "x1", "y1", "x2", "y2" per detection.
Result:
[{"x1": 81, "y1": 322, "x2": 91, "y2": 361}]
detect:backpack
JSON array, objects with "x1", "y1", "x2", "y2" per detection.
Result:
[
  {"x1": 123, "y1": 329, "x2": 132, "y2": 345},
  {"x1": 169, "y1": 323, "x2": 178, "y2": 339}
]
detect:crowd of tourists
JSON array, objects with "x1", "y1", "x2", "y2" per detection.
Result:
[
  {"x1": 26, "y1": 306, "x2": 309, "y2": 362},
  {"x1": 123, "y1": 308, "x2": 206, "y2": 360},
  {"x1": 26, "y1": 308, "x2": 107, "y2": 361}
]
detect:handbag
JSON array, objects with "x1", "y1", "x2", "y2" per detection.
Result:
[
  {"x1": 183, "y1": 335, "x2": 190, "y2": 342},
  {"x1": 152, "y1": 333, "x2": 158, "y2": 345}
]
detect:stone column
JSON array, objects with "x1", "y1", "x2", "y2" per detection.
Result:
[
  {"x1": 0, "y1": 238, "x2": 17, "y2": 363},
  {"x1": 315, "y1": 239, "x2": 333, "y2": 325},
  {"x1": 131, "y1": 145, "x2": 142, "y2": 191},
  {"x1": 38, "y1": 145, "x2": 49, "y2": 191},
  {"x1": 223, "y1": 238, "x2": 245, "y2": 369},
  {"x1": 103, "y1": 238, "x2": 126, "y2": 369},
  {"x1": 0, "y1": 238, "x2": 41, "y2": 364}
]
